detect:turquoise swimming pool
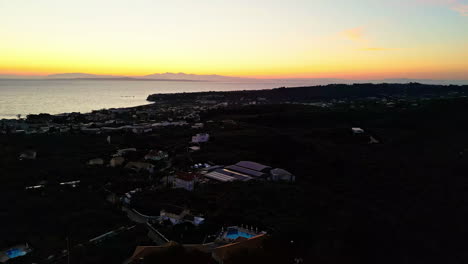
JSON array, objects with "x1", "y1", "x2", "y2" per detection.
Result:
[
  {"x1": 6, "y1": 248, "x2": 28, "y2": 259},
  {"x1": 225, "y1": 228, "x2": 255, "y2": 240}
]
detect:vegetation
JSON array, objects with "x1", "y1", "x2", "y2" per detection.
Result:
[{"x1": 2, "y1": 96, "x2": 468, "y2": 263}]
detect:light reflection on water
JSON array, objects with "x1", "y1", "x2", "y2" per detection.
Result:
[{"x1": 0, "y1": 79, "x2": 315, "y2": 119}]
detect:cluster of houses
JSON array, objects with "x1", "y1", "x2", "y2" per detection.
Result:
[
  {"x1": 0, "y1": 92, "x2": 235, "y2": 135},
  {"x1": 93, "y1": 148, "x2": 167, "y2": 168},
  {"x1": 168, "y1": 161, "x2": 294, "y2": 192},
  {"x1": 6, "y1": 100, "x2": 301, "y2": 263},
  {"x1": 0, "y1": 119, "x2": 193, "y2": 135},
  {"x1": 87, "y1": 148, "x2": 169, "y2": 176},
  {"x1": 81, "y1": 121, "x2": 190, "y2": 135}
]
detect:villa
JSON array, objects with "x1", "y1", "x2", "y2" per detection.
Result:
[{"x1": 159, "y1": 207, "x2": 205, "y2": 226}]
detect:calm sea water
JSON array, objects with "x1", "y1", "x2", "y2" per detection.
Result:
[{"x1": 0, "y1": 79, "x2": 318, "y2": 119}]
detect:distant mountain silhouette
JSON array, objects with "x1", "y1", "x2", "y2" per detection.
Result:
[
  {"x1": 46, "y1": 73, "x2": 122, "y2": 79},
  {"x1": 44, "y1": 72, "x2": 251, "y2": 82},
  {"x1": 142, "y1": 72, "x2": 251, "y2": 81},
  {"x1": 0, "y1": 72, "x2": 467, "y2": 85}
]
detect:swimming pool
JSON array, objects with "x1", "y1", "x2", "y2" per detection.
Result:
[
  {"x1": 225, "y1": 228, "x2": 256, "y2": 240},
  {"x1": 6, "y1": 248, "x2": 28, "y2": 259}
]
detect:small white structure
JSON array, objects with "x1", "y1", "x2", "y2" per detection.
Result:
[
  {"x1": 369, "y1": 136, "x2": 380, "y2": 144},
  {"x1": 160, "y1": 208, "x2": 205, "y2": 226},
  {"x1": 189, "y1": 146, "x2": 201, "y2": 152},
  {"x1": 144, "y1": 150, "x2": 168, "y2": 161},
  {"x1": 19, "y1": 150, "x2": 36, "y2": 160},
  {"x1": 110, "y1": 157, "x2": 125, "y2": 167},
  {"x1": 192, "y1": 133, "x2": 210, "y2": 143},
  {"x1": 125, "y1": 162, "x2": 154, "y2": 173},
  {"x1": 59, "y1": 180, "x2": 80, "y2": 188},
  {"x1": 270, "y1": 168, "x2": 296, "y2": 182},
  {"x1": 351, "y1": 127, "x2": 365, "y2": 134},
  {"x1": 113, "y1": 148, "x2": 136, "y2": 157},
  {"x1": 191, "y1": 123, "x2": 204, "y2": 129},
  {"x1": 88, "y1": 158, "x2": 104, "y2": 166}
]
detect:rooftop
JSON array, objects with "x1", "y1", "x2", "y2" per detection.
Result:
[
  {"x1": 204, "y1": 169, "x2": 252, "y2": 182},
  {"x1": 225, "y1": 165, "x2": 266, "y2": 178},
  {"x1": 235, "y1": 161, "x2": 271, "y2": 172},
  {"x1": 176, "y1": 172, "x2": 198, "y2": 181}
]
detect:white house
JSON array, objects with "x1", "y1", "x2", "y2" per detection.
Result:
[
  {"x1": 189, "y1": 146, "x2": 201, "y2": 152},
  {"x1": 110, "y1": 157, "x2": 125, "y2": 167},
  {"x1": 191, "y1": 123, "x2": 204, "y2": 129},
  {"x1": 351, "y1": 127, "x2": 365, "y2": 134},
  {"x1": 270, "y1": 168, "x2": 296, "y2": 182},
  {"x1": 159, "y1": 208, "x2": 205, "y2": 226},
  {"x1": 174, "y1": 172, "x2": 197, "y2": 191},
  {"x1": 88, "y1": 158, "x2": 104, "y2": 166},
  {"x1": 19, "y1": 150, "x2": 36, "y2": 160}
]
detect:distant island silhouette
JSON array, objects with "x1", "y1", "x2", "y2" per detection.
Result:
[{"x1": 0, "y1": 72, "x2": 467, "y2": 85}]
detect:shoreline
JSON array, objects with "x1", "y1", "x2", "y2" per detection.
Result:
[{"x1": 3, "y1": 82, "x2": 468, "y2": 121}]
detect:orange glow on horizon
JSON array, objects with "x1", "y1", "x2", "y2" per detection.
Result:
[{"x1": 1, "y1": 0, "x2": 467, "y2": 81}]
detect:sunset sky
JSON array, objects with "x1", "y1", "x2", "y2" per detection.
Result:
[{"x1": 0, "y1": 0, "x2": 467, "y2": 79}]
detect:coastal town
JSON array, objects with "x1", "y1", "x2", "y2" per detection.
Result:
[{"x1": 1, "y1": 83, "x2": 468, "y2": 263}]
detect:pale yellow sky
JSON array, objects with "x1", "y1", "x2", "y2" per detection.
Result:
[{"x1": 0, "y1": 0, "x2": 467, "y2": 79}]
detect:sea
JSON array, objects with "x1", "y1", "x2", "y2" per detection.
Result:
[{"x1": 0, "y1": 79, "x2": 319, "y2": 119}]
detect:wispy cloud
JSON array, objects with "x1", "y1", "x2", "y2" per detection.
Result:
[
  {"x1": 340, "y1": 27, "x2": 367, "y2": 44},
  {"x1": 417, "y1": 0, "x2": 468, "y2": 16},
  {"x1": 451, "y1": 3, "x2": 468, "y2": 15},
  {"x1": 359, "y1": 47, "x2": 396, "y2": 51},
  {"x1": 339, "y1": 27, "x2": 394, "y2": 52}
]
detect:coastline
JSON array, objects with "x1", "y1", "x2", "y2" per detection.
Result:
[{"x1": 3, "y1": 82, "x2": 468, "y2": 121}]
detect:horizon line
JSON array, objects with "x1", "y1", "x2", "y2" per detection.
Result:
[{"x1": 1, "y1": 72, "x2": 468, "y2": 81}]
